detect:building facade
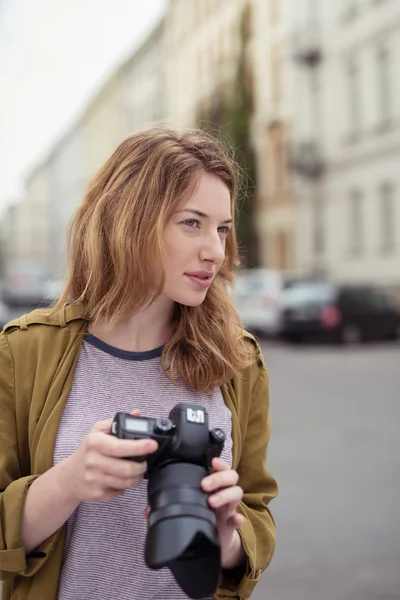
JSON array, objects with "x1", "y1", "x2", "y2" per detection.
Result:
[
  {"x1": 291, "y1": 0, "x2": 400, "y2": 289},
  {"x1": 251, "y1": 0, "x2": 296, "y2": 270},
  {"x1": 17, "y1": 17, "x2": 166, "y2": 282},
  {"x1": 166, "y1": 0, "x2": 245, "y2": 127},
  {"x1": 6, "y1": 0, "x2": 400, "y2": 291}
]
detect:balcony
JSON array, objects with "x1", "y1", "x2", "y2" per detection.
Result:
[
  {"x1": 289, "y1": 141, "x2": 325, "y2": 179},
  {"x1": 292, "y1": 25, "x2": 323, "y2": 68}
]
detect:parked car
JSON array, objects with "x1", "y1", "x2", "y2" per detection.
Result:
[
  {"x1": 231, "y1": 269, "x2": 284, "y2": 336},
  {"x1": 281, "y1": 282, "x2": 400, "y2": 343},
  {"x1": 2, "y1": 259, "x2": 46, "y2": 308},
  {"x1": 0, "y1": 300, "x2": 10, "y2": 330}
]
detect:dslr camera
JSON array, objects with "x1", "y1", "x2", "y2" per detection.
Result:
[{"x1": 110, "y1": 402, "x2": 226, "y2": 599}]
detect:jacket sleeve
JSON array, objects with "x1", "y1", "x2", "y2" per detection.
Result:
[
  {"x1": 0, "y1": 332, "x2": 61, "y2": 580},
  {"x1": 217, "y1": 357, "x2": 278, "y2": 599}
]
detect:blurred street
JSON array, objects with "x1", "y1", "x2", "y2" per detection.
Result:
[{"x1": 253, "y1": 339, "x2": 400, "y2": 600}]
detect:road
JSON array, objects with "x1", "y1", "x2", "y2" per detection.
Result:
[{"x1": 252, "y1": 339, "x2": 400, "y2": 600}]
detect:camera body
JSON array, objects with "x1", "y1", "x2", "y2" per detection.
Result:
[
  {"x1": 110, "y1": 402, "x2": 226, "y2": 599},
  {"x1": 110, "y1": 403, "x2": 225, "y2": 476}
]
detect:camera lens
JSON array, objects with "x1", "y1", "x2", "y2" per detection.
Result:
[{"x1": 145, "y1": 462, "x2": 221, "y2": 599}]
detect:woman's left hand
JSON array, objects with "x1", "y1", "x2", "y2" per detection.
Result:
[{"x1": 201, "y1": 457, "x2": 246, "y2": 569}]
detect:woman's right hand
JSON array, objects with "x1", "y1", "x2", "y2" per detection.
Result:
[{"x1": 63, "y1": 410, "x2": 158, "y2": 504}]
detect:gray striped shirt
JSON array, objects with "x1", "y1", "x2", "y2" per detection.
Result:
[{"x1": 53, "y1": 335, "x2": 233, "y2": 600}]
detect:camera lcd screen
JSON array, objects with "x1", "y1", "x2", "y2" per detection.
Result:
[{"x1": 124, "y1": 418, "x2": 149, "y2": 433}]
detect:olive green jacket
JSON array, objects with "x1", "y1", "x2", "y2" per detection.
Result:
[{"x1": 0, "y1": 304, "x2": 277, "y2": 600}]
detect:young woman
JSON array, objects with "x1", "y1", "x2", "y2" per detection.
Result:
[{"x1": 0, "y1": 126, "x2": 277, "y2": 600}]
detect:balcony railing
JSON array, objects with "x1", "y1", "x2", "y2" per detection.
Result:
[
  {"x1": 292, "y1": 25, "x2": 323, "y2": 67},
  {"x1": 289, "y1": 141, "x2": 325, "y2": 179}
]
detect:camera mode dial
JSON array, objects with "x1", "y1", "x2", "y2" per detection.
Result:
[{"x1": 154, "y1": 417, "x2": 174, "y2": 434}]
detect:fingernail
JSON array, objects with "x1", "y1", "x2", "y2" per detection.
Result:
[
  {"x1": 212, "y1": 495, "x2": 221, "y2": 507},
  {"x1": 203, "y1": 477, "x2": 213, "y2": 490}
]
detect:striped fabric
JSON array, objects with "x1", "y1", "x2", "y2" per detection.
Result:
[{"x1": 53, "y1": 334, "x2": 233, "y2": 600}]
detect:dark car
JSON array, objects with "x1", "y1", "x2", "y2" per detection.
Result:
[{"x1": 281, "y1": 282, "x2": 400, "y2": 344}]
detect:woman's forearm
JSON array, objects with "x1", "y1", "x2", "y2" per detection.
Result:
[
  {"x1": 221, "y1": 530, "x2": 245, "y2": 569},
  {"x1": 21, "y1": 458, "x2": 79, "y2": 555}
]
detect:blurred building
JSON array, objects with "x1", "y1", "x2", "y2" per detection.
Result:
[
  {"x1": 80, "y1": 18, "x2": 166, "y2": 179},
  {"x1": 14, "y1": 16, "x2": 166, "y2": 282},
  {"x1": 24, "y1": 161, "x2": 52, "y2": 277},
  {"x1": 0, "y1": 204, "x2": 19, "y2": 272},
  {"x1": 166, "y1": 0, "x2": 244, "y2": 126},
  {"x1": 46, "y1": 128, "x2": 85, "y2": 279},
  {"x1": 290, "y1": 0, "x2": 400, "y2": 291},
  {"x1": 167, "y1": 0, "x2": 297, "y2": 270},
  {"x1": 251, "y1": 0, "x2": 296, "y2": 271},
  {"x1": 4, "y1": 0, "x2": 399, "y2": 293}
]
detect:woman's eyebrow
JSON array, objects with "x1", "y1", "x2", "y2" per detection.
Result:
[{"x1": 178, "y1": 208, "x2": 232, "y2": 224}]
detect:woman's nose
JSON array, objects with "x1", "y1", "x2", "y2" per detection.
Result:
[{"x1": 200, "y1": 234, "x2": 225, "y2": 264}]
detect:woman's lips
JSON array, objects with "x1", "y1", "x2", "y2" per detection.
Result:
[{"x1": 185, "y1": 274, "x2": 213, "y2": 288}]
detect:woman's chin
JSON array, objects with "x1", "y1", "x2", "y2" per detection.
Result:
[{"x1": 172, "y1": 291, "x2": 208, "y2": 307}]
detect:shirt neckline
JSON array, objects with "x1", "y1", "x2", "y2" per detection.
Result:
[{"x1": 84, "y1": 333, "x2": 164, "y2": 361}]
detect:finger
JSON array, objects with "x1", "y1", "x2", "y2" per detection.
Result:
[
  {"x1": 93, "y1": 454, "x2": 148, "y2": 479},
  {"x1": 202, "y1": 469, "x2": 239, "y2": 493},
  {"x1": 226, "y1": 513, "x2": 246, "y2": 528},
  {"x1": 88, "y1": 431, "x2": 158, "y2": 458},
  {"x1": 102, "y1": 473, "x2": 144, "y2": 491},
  {"x1": 143, "y1": 507, "x2": 149, "y2": 520},
  {"x1": 99, "y1": 489, "x2": 125, "y2": 502},
  {"x1": 208, "y1": 485, "x2": 243, "y2": 509},
  {"x1": 234, "y1": 513, "x2": 246, "y2": 526},
  {"x1": 130, "y1": 409, "x2": 141, "y2": 416},
  {"x1": 211, "y1": 457, "x2": 231, "y2": 472}
]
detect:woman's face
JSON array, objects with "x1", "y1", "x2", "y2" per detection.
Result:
[{"x1": 162, "y1": 172, "x2": 232, "y2": 307}]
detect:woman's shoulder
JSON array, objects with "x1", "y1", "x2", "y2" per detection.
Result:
[
  {"x1": 2, "y1": 303, "x2": 88, "y2": 332},
  {"x1": 1, "y1": 303, "x2": 88, "y2": 354},
  {"x1": 229, "y1": 328, "x2": 269, "y2": 404}
]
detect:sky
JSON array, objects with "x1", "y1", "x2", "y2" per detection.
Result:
[{"x1": 0, "y1": 0, "x2": 167, "y2": 213}]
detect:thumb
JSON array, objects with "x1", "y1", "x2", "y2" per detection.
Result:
[
  {"x1": 130, "y1": 409, "x2": 141, "y2": 417},
  {"x1": 92, "y1": 417, "x2": 114, "y2": 433}
]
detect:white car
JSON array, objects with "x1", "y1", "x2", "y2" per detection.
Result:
[{"x1": 231, "y1": 269, "x2": 284, "y2": 336}]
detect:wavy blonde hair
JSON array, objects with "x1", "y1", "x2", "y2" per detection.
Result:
[{"x1": 55, "y1": 126, "x2": 254, "y2": 393}]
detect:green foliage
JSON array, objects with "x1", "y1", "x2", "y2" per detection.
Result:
[{"x1": 196, "y1": 5, "x2": 259, "y2": 267}]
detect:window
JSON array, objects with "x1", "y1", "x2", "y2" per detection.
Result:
[
  {"x1": 347, "y1": 61, "x2": 361, "y2": 137},
  {"x1": 379, "y1": 183, "x2": 396, "y2": 253},
  {"x1": 376, "y1": 47, "x2": 391, "y2": 125},
  {"x1": 349, "y1": 188, "x2": 363, "y2": 255},
  {"x1": 313, "y1": 196, "x2": 325, "y2": 254}
]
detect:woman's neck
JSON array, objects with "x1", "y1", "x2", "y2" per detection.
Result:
[{"x1": 88, "y1": 296, "x2": 176, "y2": 352}]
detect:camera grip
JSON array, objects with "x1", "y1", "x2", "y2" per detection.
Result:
[{"x1": 129, "y1": 455, "x2": 148, "y2": 463}]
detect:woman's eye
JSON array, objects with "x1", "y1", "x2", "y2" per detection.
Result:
[
  {"x1": 183, "y1": 219, "x2": 200, "y2": 228},
  {"x1": 218, "y1": 226, "x2": 231, "y2": 235}
]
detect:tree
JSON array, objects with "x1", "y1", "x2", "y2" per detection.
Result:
[{"x1": 196, "y1": 3, "x2": 259, "y2": 267}]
